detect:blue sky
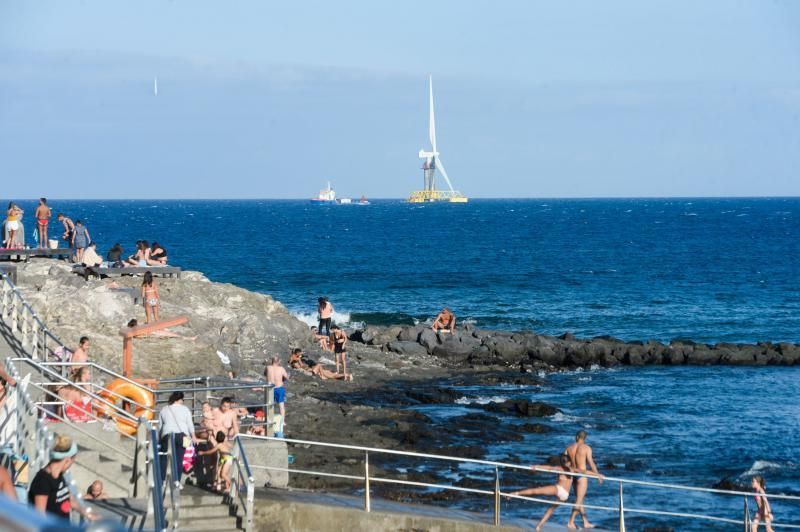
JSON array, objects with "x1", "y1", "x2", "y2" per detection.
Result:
[{"x1": 1, "y1": 1, "x2": 799, "y2": 198}]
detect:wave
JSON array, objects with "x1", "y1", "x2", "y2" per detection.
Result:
[
  {"x1": 550, "y1": 412, "x2": 579, "y2": 423},
  {"x1": 741, "y1": 460, "x2": 792, "y2": 477},
  {"x1": 454, "y1": 395, "x2": 507, "y2": 405},
  {"x1": 292, "y1": 309, "x2": 359, "y2": 329}
]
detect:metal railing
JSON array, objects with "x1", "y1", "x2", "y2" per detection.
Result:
[
  {"x1": 237, "y1": 434, "x2": 800, "y2": 531},
  {"x1": 231, "y1": 435, "x2": 256, "y2": 532}
]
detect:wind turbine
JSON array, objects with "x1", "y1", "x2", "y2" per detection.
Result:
[{"x1": 418, "y1": 76, "x2": 457, "y2": 194}]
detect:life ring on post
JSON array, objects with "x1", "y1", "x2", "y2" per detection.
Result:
[{"x1": 98, "y1": 378, "x2": 155, "y2": 435}]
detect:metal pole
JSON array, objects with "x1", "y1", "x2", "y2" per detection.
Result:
[
  {"x1": 364, "y1": 451, "x2": 371, "y2": 512},
  {"x1": 494, "y1": 467, "x2": 500, "y2": 526},
  {"x1": 743, "y1": 496, "x2": 750, "y2": 532},
  {"x1": 619, "y1": 483, "x2": 626, "y2": 532}
]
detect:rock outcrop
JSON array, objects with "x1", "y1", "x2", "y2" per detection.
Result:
[
  {"x1": 13, "y1": 262, "x2": 311, "y2": 378},
  {"x1": 348, "y1": 323, "x2": 800, "y2": 368}
]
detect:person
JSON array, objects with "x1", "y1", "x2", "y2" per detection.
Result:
[
  {"x1": 107, "y1": 243, "x2": 124, "y2": 267},
  {"x1": 310, "y1": 326, "x2": 332, "y2": 351},
  {"x1": 288, "y1": 349, "x2": 352, "y2": 381},
  {"x1": 126, "y1": 319, "x2": 196, "y2": 340},
  {"x1": 28, "y1": 434, "x2": 94, "y2": 521},
  {"x1": 247, "y1": 410, "x2": 266, "y2": 436},
  {"x1": 565, "y1": 430, "x2": 603, "y2": 530},
  {"x1": 57, "y1": 213, "x2": 75, "y2": 260},
  {"x1": 70, "y1": 336, "x2": 90, "y2": 370},
  {"x1": 84, "y1": 480, "x2": 108, "y2": 500},
  {"x1": 265, "y1": 357, "x2": 288, "y2": 422},
  {"x1": 61, "y1": 367, "x2": 93, "y2": 422},
  {"x1": 217, "y1": 397, "x2": 240, "y2": 441},
  {"x1": 80, "y1": 242, "x2": 103, "y2": 267},
  {"x1": 141, "y1": 272, "x2": 160, "y2": 323},
  {"x1": 196, "y1": 431, "x2": 233, "y2": 493},
  {"x1": 330, "y1": 325, "x2": 349, "y2": 376},
  {"x1": 511, "y1": 453, "x2": 576, "y2": 531},
  {"x1": 752, "y1": 475, "x2": 775, "y2": 532},
  {"x1": 128, "y1": 240, "x2": 150, "y2": 266},
  {"x1": 201, "y1": 401, "x2": 223, "y2": 434},
  {"x1": 0, "y1": 364, "x2": 17, "y2": 411},
  {"x1": 71, "y1": 219, "x2": 91, "y2": 262},
  {"x1": 432, "y1": 307, "x2": 456, "y2": 334},
  {"x1": 0, "y1": 464, "x2": 16, "y2": 501},
  {"x1": 147, "y1": 242, "x2": 168, "y2": 265},
  {"x1": 35, "y1": 198, "x2": 51, "y2": 249},
  {"x1": 4, "y1": 202, "x2": 23, "y2": 249},
  {"x1": 158, "y1": 391, "x2": 197, "y2": 482},
  {"x1": 317, "y1": 297, "x2": 333, "y2": 336}
]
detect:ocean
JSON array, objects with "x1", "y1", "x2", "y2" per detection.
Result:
[
  {"x1": 8, "y1": 197, "x2": 799, "y2": 528},
  {"x1": 15, "y1": 197, "x2": 799, "y2": 343}
]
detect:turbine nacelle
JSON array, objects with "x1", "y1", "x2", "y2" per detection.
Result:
[{"x1": 418, "y1": 149, "x2": 438, "y2": 160}]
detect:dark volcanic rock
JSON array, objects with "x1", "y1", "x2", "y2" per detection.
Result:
[
  {"x1": 418, "y1": 328, "x2": 440, "y2": 352},
  {"x1": 518, "y1": 423, "x2": 553, "y2": 433},
  {"x1": 485, "y1": 400, "x2": 559, "y2": 417},
  {"x1": 397, "y1": 325, "x2": 425, "y2": 342},
  {"x1": 687, "y1": 347, "x2": 720, "y2": 365},
  {"x1": 387, "y1": 340, "x2": 429, "y2": 357},
  {"x1": 405, "y1": 387, "x2": 462, "y2": 404}
]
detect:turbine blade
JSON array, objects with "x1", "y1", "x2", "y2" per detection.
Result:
[
  {"x1": 429, "y1": 76, "x2": 436, "y2": 153},
  {"x1": 436, "y1": 157, "x2": 456, "y2": 193}
]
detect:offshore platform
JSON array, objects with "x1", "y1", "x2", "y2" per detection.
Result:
[{"x1": 408, "y1": 77, "x2": 468, "y2": 203}]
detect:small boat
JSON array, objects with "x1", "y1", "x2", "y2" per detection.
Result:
[
  {"x1": 310, "y1": 182, "x2": 336, "y2": 203},
  {"x1": 357, "y1": 196, "x2": 370, "y2": 205}
]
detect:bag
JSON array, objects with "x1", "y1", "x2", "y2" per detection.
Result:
[{"x1": 52, "y1": 346, "x2": 73, "y2": 363}]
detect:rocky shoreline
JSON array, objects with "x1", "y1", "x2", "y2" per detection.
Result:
[
  {"x1": 353, "y1": 323, "x2": 800, "y2": 368},
  {"x1": 8, "y1": 260, "x2": 790, "y2": 501}
]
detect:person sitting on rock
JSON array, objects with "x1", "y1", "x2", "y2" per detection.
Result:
[
  {"x1": 310, "y1": 326, "x2": 332, "y2": 351},
  {"x1": 432, "y1": 307, "x2": 456, "y2": 334},
  {"x1": 80, "y1": 242, "x2": 103, "y2": 267},
  {"x1": 147, "y1": 241, "x2": 168, "y2": 266}
]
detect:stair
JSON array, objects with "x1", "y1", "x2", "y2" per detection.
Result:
[{"x1": 166, "y1": 484, "x2": 243, "y2": 531}]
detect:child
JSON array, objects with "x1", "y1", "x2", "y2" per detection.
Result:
[
  {"x1": 197, "y1": 431, "x2": 233, "y2": 493},
  {"x1": 752, "y1": 475, "x2": 775, "y2": 532},
  {"x1": 141, "y1": 272, "x2": 160, "y2": 323},
  {"x1": 510, "y1": 453, "x2": 576, "y2": 532}
]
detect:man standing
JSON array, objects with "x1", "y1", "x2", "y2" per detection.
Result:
[
  {"x1": 565, "y1": 430, "x2": 603, "y2": 530},
  {"x1": 218, "y1": 397, "x2": 240, "y2": 441},
  {"x1": 317, "y1": 297, "x2": 333, "y2": 336},
  {"x1": 35, "y1": 198, "x2": 51, "y2": 249},
  {"x1": 265, "y1": 357, "x2": 288, "y2": 426},
  {"x1": 57, "y1": 213, "x2": 75, "y2": 261}
]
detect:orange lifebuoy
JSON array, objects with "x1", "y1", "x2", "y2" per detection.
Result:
[{"x1": 98, "y1": 378, "x2": 155, "y2": 435}]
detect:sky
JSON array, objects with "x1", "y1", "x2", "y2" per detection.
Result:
[{"x1": 1, "y1": 0, "x2": 799, "y2": 199}]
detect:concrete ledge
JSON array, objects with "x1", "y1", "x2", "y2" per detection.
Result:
[{"x1": 242, "y1": 439, "x2": 288, "y2": 489}]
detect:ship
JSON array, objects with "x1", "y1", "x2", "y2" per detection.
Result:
[
  {"x1": 310, "y1": 182, "x2": 336, "y2": 203},
  {"x1": 408, "y1": 77, "x2": 468, "y2": 203}
]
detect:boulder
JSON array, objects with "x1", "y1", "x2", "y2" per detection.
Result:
[
  {"x1": 778, "y1": 343, "x2": 800, "y2": 365},
  {"x1": 623, "y1": 345, "x2": 645, "y2": 366},
  {"x1": 565, "y1": 344, "x2": 595, "y2": 366},
  {"x1": 483, "y1": 335, "x2": 527, "y2": 363},
  {"x1": 719, "y1": 348, "x2": 757, "y2": 365},
  {"x1": 418, "y1": 328, "x2": 440, "y2": 353},
  {"x1": 664, "y1": 346, "x2": 686, "y2": 365},
  {"x1": 686, "y1": 348, "x2": 721, "y2": 365},
  {"x1": 485, "y1": 400, "x2": 559, "y2": 418},
  {"x1": 386, "y1": 341, "x2": 429, "y2": 357},
  {"x1": 529, "y1": 346, "x2": 566, "y2": 366},
  {"x1": 397, "y1": 324, "x2": 425, "y2": 342},
  {"x1": 431, "y1": 335, "x2": 476, "y2": 362}
]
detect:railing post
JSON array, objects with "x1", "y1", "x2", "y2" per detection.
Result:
[
  {"x1": 494, "y1": 467, "x2": 501, "y2": 526},
  {"x1": 743, "y1": 496, "x2": 750, "y2": 532},
  {"x1": 245, "y1": 475, "x2": 255, "y2": 532},
  {"x1": 619, "y1": 483, "x2": 626, "y2": 532},
  {"x1": 364, "y1": 451, "x2": 370, "y2": 512}
]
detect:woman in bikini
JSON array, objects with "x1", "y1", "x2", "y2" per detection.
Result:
[
  {"x1": 752, "y1": 475, "x2": 775, "y2": 532},
  {"x1": 141, "y1": 272, "x2": 160, "y2": 323},
  {"x1": 288, "y1": 350, "x2": 352, "y2": 381},
  {"x1": 511, "y1": 453, "x2": 576, "y2": 531},
  {"x1": 34, "y1": 198, "x2": 51, "y2": 249},
  {"x1": 4, "y1": 202, "x2": 23, "y2": 249}
]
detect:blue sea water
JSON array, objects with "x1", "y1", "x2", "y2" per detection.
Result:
[
  {"x1": 7, "y1": 197, "x2": 799, "y2": 528},
  {"x1": 14, "y1": 197, "x2": 799, "y2": 343}
]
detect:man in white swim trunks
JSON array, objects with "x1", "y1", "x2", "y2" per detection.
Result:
[{"x1": 511, "y1": 453, "x2": 576, "y2": 531}]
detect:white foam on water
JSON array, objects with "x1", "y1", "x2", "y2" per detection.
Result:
[
  {"x1": 742, "y1": 460, "x2": 788, "y2": 477},
  {"x1": 292, "y1": 309, "x2": 354, "y2": 328},
  {"x1": 454, "y1": 395, "x2": 507, "y2": 405},
  {"x1": 550, "y1": 412, "x2": 579, "y2": 423}
]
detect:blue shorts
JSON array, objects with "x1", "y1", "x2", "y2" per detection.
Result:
[{"x1": 273, "y1": 386, "x2": 285, "y2": 404}]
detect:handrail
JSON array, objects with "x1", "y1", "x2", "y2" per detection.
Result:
[
  {"x1": 148, "y1": 426, "x2": 167, "y2": 532},
  {"x1": 231, "y1": 436, "x2": 255, "y2": 532},
  {"x1": 240, "y1": 434, "x2": 800, "y2": 529}
]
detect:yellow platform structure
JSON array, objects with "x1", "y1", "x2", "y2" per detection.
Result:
[{"x1": 408, "y1": 190, "x2": 468, "y2": 203}]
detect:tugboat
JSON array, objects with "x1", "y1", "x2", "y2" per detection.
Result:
[
  {"x1": 310, "y1": 182, "x2": 336, "y2": 203},
  {"x1": 357, "y1": 195, "x2": 370, "y2": 205}
]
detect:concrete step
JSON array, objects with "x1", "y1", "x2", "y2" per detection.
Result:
[
  {"x1": 174, "y1": 502, "x2": 234, "y2": 519},
  {"x1": 71, "y1": 450, "x2": 130, "y2": 498},
  {"x1": 50, "y1": 419, "x2": 136, "y2": 458},
  {"x1": 172, "y1": 515, "x2": 242, "y2": 531}
]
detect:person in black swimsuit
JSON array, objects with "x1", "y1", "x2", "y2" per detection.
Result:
[{"x1": 148, "y1": 242, "x2": 168, "y2": 265}]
